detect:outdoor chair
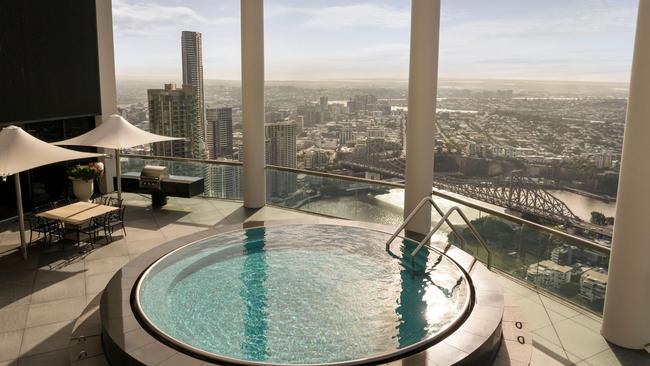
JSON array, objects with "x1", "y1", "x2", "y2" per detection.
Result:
[
  {"x1": 33, "y1": 203, "x2": 53, "y2": 213},
  {"x1": 106, "y1": 206, "x2": 126, "y2": 241},
  {"x1": 53, "y1": 198, "x2": 71, "y2": 208},
  {"x1": 92, "y1": 195, "x2": 106, "y2": 205},
  {"x1": 107, "y1": 198, "x2": 123, "y2": 207},
  {"x1": 27, "y1": 214, "x2": 64, "y2": 245},
  {"x1": 30, "y1": 203, "x2": 65, "y2": 244},
  {"x1": 74, "y1": 216, "x2": 108, "y2": 246},
  {"x1": 27, "y1": 214, "x2": 50, "y2": 244},
  {"x1": 45, "y1": 219, "x2": 65, "y2": 243}
]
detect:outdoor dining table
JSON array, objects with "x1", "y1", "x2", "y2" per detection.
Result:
[
  {"x1": 37, "y1": 201, "x2": 119, "y2": 245},
  {"x1": 37, "y1": 201, "x2": 118, "y2": 225}
]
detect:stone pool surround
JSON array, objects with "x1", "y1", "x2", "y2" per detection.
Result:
[{"x1": 100, "y1": 218, "x2": 504, "y2": 366}]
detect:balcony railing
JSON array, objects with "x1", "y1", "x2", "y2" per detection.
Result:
[{"x1": 122, "y1": 154, "x2": 610, "y2": 315}]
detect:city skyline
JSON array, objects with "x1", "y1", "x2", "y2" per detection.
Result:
[{"x1": 113, "y1": 0, "x2": 638, "y2": 82}]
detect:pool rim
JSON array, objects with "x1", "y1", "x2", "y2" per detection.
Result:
[
  {"x1": 132, "y1": 222, "x2": 475, "y2": 366},
  {"x1": 100, "y1": 217, "x2": 504, "y2": 366}
]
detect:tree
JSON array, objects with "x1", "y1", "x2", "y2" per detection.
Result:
[{"x1": 590, "y1": 211, "x2": 607, "y2": 226}]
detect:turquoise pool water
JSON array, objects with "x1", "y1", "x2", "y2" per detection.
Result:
[{"x1": 136, "y1": 224, "x2": 471, "y2": 365}]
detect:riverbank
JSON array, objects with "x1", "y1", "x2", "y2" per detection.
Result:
[{"x1": 563, "y1": 187, "x2": 617, "y2": 203}]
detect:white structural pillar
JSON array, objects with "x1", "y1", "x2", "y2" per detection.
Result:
[
  {"x1": 404, "y1": 0, "x2": 440, "y2": 235},
  {"x1": 95, "y1": 0, "x2": 118, "y2": 194},
  {"x1": 241, "y1": 0, "x2": 266, "y2": 208},
  {"x1": 602, "y1": 0, "x2": 650, "y2": 350}
]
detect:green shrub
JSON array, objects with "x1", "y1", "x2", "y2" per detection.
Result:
[{"x1": 67, "y1": 162, "x2": 104, "y2": 181}]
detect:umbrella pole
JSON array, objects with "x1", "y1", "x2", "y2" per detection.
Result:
[
  {"x1": 115, "y1": 148, "x2": 122, "y2": 201},
  {"x1": 14, "y1": 173, "x2": 27, "y2": 259}
]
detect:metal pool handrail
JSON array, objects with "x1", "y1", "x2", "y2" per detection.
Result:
[{"x1": 385, "y1": 197, "x2": 493, "y2": 270}]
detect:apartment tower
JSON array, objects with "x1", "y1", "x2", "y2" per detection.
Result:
[
  {"x1": 148, "y1": 83, "x2": 202, "y2": 159},
  {"x1": 206, "y1": 107, "x2": 234, "y2": 159},
  {"x1": 265, "y1": 121, "x2": 297, "y2": 199},
  {"x1": 181, "y1": 31, "x2": 206, "y2": 143}
]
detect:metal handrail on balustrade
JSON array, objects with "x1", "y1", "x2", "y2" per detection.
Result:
[
  {"x1": 385, "y1": 196, "x2": 492, "y2": 270},
  {"x1": 121, "y1": 153, "x2": 243, "y2": 167},
  {"x1": 265, "y1": 164, "x2": 611, "y2": 255},
  {"x1": 121, "y1": 153, "x2": 610, "y2": 255}
]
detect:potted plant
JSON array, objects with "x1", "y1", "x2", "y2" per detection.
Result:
[{"x1": 67, "y1": 162, "x2": 104, "y2": 202}]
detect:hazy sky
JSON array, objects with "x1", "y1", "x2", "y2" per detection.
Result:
[{"x1": 112, "y1": 0, "x2": 639, "y2": 82}]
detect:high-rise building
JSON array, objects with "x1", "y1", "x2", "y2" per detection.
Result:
[
  {"x1": 595, "y1": 152, "x2": 613, "y2": 169},
  {"x1": 348, "y1": 95, "x2": 378, "y2": 113},
  {"x1": 265, "y1": 121, "x2": 297, "y2": 199},
  {"x1": 294, "y1": 115, "x2": 304, "y2": 131},
  {"x1": 297, "y1": 103, "x2": 318, "y2": 127},
  {"x1": 206, "y1": 107, "x2": 234, "y2": 159},
  {"x1": 339, "y1": 127, "x2": 355, "y2": 145},
  {"x1": 367, "y1": 127, "x2": 385, "y2": 139},
  {"x1": 148, "y1": 83, "x2": 203, "y2": 159},
  {"x1": 181, "y1": 31, "x2": 205, "y2": 142},
  {"x1": 205, "y1": 113, "x2": 215, "y2": 159},
  {"x1": 319, "y1": 96, "x2": 329, "y2": 122},
  {"x1": 265, "y1": 121, "x2": 297, "y2": 168},
  {"x1": 304, "y1": 148, "x2": 330, "y2": 170},
  {"x1": 207, "y1": 165, "x2": 241, "y2": 199}
]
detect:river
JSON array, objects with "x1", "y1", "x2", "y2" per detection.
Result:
[
  {"x1": 300, "y1": 188, "x2": 616, "y2": 233},
  {"x1": 299, "y1": 189, "x2": 503, "y2": 243},
  {"x1": 547, "y1": 190, "x2": 616, "y2": 220}
]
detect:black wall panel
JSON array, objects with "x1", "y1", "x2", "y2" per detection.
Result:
[{"x1": 0, "y1": 0, "x2": 102, "y2": 123}]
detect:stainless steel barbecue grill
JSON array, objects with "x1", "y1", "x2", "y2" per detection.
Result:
[
  {"x1": 116, "y1": 165, "x2": 205, "y2": 208},
  {"x1": 139, "y1": 165, "x2": 170, "y2": 191}
]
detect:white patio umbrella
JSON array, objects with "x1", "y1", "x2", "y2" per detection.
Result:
[
  {"x1": 54, "y1": 114, "x2": 184, "y2": 201},
  {"x1": 0, "y1": 126, "x2": 103, "y2": 258}
]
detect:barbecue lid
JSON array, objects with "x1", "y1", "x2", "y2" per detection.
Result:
[{"x1": 141, "y1": 165, "x2": 169, "y2": 179}]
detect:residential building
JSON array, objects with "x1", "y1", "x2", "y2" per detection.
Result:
[
  {"x1": 304, "y1": 148, "x2": 330, "y2": 170},
  {"x1": 595, "y1": 152, "x2": 613, "y2": 169},
  {"x1": 526, "y1": 260, "x2": 572, "y2": 290},
  {"x1": 320, "y1": 96, "x2": 329, "y2": 122},
  {"x1": 367, "y1": 127, "x2": 385, "y2": 139},
  {"x1": 148, "y1": 83, "x2": 203, "y2": 159},
  {"x1": 339, "y1": 127, "x2": 355, "y2": 145},
  {"x1": 551, "y1": 245, "x2": 575, "y2": 266},
  {"x1": 265, "y1": 121, "x2": 297, "y2": 199},
  {"x1": 580, "y1": 268, "x2": 608, "y2": 302},
  {"x1": 207, "y1": 107, "x2": 234, "y2": 159},
  {"x1": 181, "y1": 31, "x2": 205, "y2": 142},
  {"x1": 208, "y1": 165, "x2": 241, "y2": 199},
  {"x1": 265, "y1": 121, "x2": 297, "y2": 168}
]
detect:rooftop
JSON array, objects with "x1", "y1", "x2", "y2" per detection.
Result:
[
  {"x1": 0, "y1": 194, "x2": 648, "y2": 366},
  {"x1": 528, "y1": 260, "x2": 573, "y2": 274}
]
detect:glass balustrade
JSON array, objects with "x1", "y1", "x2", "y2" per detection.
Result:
[
  {"x1": 121, "y1": 156, "x2": 243, "y2": 201},
  {"x1": 123, "y1": 155, "x2": 609, "y2": 314}
]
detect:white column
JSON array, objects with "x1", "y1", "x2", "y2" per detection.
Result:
[
  {"x1": 95, "y1": 0, "x2": 118, "y2": 194},
  {"x1": 602, "y1": 0, "x2": 650, "y2": 350},
  {"x1": 404, "y1": 0, "x2": 440, "y2": 235},
  {"x1": 14, "y1": 174, "x2": 26, "y2": 259},
  {"x1": 241, "y1": 0, "x2": 266, "y2": 208}
]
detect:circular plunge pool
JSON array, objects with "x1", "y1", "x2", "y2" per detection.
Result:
[{"x1": 134, "y1": 224, "x2": 473, "y2": 365}]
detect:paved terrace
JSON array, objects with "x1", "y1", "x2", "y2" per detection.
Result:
[{"x1": 0, "y1": 194, "x2": 648, "y2": 366}]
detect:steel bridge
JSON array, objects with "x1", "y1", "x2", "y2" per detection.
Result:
[
  {"x1": 339, "y1": 156, "x2": 613, "y2": 238},
  {"x1": 433, "y1": 173, "x2": 580, "y2": 224}
]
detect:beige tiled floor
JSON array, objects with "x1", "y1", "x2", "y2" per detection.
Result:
[
  {"x1": 0, "y1": 193, "x2": 647, "y2": 366},
  {"x1": 496, "y1": 276, "x2": 650, "y2": 366}
]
